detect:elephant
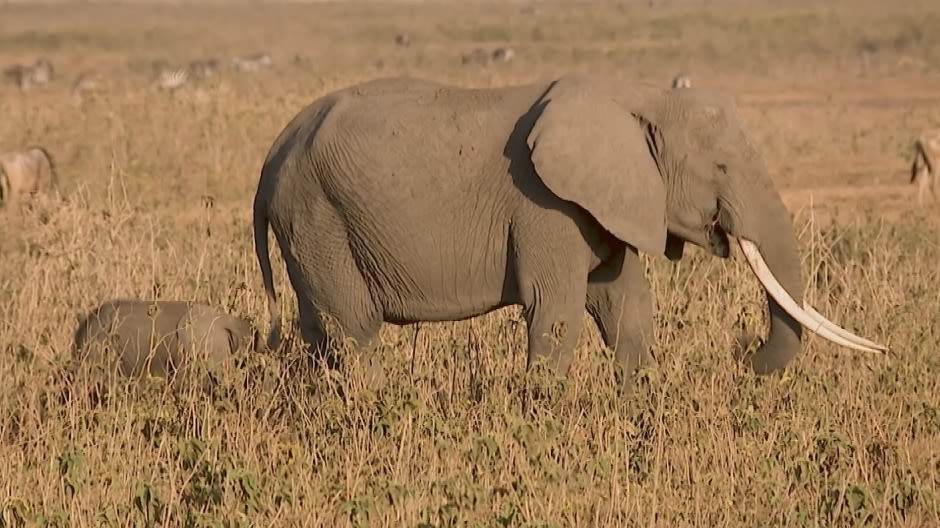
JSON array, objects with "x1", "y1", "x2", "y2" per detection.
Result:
[
  {"x1": 910, "y1": 128, "x2": 940, "y2": 206},
  {"x1": 70, "y1": 299, "x2": 260, "y2": 385},
  {"x1": 0, "y1": 145, "x2": 60, "y2": 208},
  {"x1": 252, "y1": 73, "x2": 886, "y2": 387}
]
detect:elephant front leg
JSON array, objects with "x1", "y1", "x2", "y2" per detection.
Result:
[
  {"x1": 520, "y1": 278, "x2": 588, "y2": 378},
  {"x1": 585, "y1": 246, "x2": 656, "y2": 383}
]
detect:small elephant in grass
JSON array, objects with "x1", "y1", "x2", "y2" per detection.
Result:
[
  {"x1": 252, "y1": 73, "x2": 887, "y2": 389},
  {"x1": 71, "y1": 299, "x2": 260, "y2": 385}
]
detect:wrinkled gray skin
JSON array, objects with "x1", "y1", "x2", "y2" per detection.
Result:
[
  {"x1": 71, "y1": 299, "x2": 259, "y2": 384},
  {"x1": 254, "y1": 73, "x2": 804, "y2": 385}
]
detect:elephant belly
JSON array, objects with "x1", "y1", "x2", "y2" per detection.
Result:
[
  {"x1": 355, "y1": 219, "x2": 514, "y2": 325},
  {"x1": 382, "y1": 288, "x2": 512, "y2": 326}
]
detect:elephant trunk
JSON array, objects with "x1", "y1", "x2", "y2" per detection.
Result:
[{"x1": 728, "y1": 189, "x2": 804, "y2": 374}]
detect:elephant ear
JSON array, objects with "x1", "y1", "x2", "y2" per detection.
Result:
[{"x1": 527, "y1": 77, "x2": 667, "y2": 256}]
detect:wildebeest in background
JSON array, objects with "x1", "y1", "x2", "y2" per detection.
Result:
[
  {"x1": 671, "y1": 72, "x2": 693, "y2": 89},
  {"x1": 492, "y1": 47, "x2": 515, "y2": 63},
  {"x1": 910, "y1": 128, "x2": 940, "y2": 206},
  {"x1": 461, "y1": 48, "x2": 490, "y2": 66},
  {"x1": 3, "y1": 58, "x2": 54, "y2": 91},
  {"x1": 0, "y1": 145, "x2": 60, "y2": 208},
  {"x1": 189, "y1": 58, "x2": 221, "y2": 79},
  {"x1": 71, "y1": 69, "x2": 102, "y2": 98},
  {"x1": 232, "y1": 53, "x2": 273, "y2": 72}
]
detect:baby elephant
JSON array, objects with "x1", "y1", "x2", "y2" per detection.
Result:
[{"x1": 71, "y1": 299, "x2": 260, "y2": 384}]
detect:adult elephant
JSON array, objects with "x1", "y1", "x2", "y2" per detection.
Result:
[{"x1": 253, "y1": 74, "x2": 885, "y2": 384}]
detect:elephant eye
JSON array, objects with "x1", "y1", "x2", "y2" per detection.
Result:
[{"x1": 715, "y1": 163, "x2": 728, "y2": 174}]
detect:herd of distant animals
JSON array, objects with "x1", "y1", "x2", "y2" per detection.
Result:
[
  {"x1": 0, "y1": 54, "x2": 935, "y2": 390},
  {"x1": 4, "y1": 32, "x2": 516, "y2": 99},
  {"x1": 390, "y1": 31, "x2": 516, "y2": 66},
  {"x1": 1, "y1": 52, "x2": 275, "y2": 97}
]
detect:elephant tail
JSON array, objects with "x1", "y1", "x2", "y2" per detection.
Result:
[{"x1": 253, "y1": 200, "x2": 282, "y2": 352}]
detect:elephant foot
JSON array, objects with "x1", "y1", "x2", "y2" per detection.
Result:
[
  {"x1": 732, "y1": 332, "x2": 762, "y2": 363},
  {"x1": 734, "y1": 333, "x2": 796, "y2": 376}
]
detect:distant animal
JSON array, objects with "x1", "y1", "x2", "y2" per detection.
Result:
[
  {"x1": 71, "y1": 299, "x2": 260, "y2": 384},
  {"x1": 189, "y1": 58, "x2": 220, "y2": 79},
  {"x1": 2, "y1": 58, "x2": 54, "y2": 91},
  {"x1": 461, "y1": 48, "x2": 490, "y2": 66},
  {"x1": 31, "y1": 58, "x2": 54, "y2": 84},
  {"x1": 71, "y1": 70, "x2": 102, "y2": 97},
  {"x1": 2, "y1": 64, "x2": 30, "y2": 90},
  {"x1": 910, "y1": 128, "x2": 940, "y2": 205},
  {"x1": 671, "y1": 73, "x2": 692, "y2": 89},
  {"x1": 394, "y1": 33, "x2": 411, "y2": 47},
  {"x1": 152, "y1": 68, "x2": 188, "y2": 91},
  {"x1": 252, "y1": 74, "x2": 886, "y2": 394},
  {"x1": 232, "y1": 53, "x2": 273, "y2": 72},
  {"x1": 492, "y1": 47, "x2": 515, "y2": 63},
  {"x1": 0, "y1": 146, "x2": 60, "y2": 208}
]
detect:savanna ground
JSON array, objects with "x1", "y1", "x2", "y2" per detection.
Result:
[{"x1": 1, "y1": 0, "x2": 940, "y2": 526}]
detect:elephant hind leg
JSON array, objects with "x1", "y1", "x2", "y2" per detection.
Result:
[
  {"x1": 294, "y1": 294, "x2": 381, "y2": 369},
  {"x1": 280, "y1": 230, "x2": 383, "y2": 374}
]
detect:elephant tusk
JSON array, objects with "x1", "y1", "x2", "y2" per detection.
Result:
[
  {"x1": 802, "y1": 302, "x2": 888, "y2": 352},
  {"x1": 737, "y1": 238, "x2": 888, "y2": 354}
]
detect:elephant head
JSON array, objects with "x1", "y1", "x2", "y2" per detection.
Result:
[
  {"x1": 176, "y1": 305, "x2": 258, "y2": 367},
  {"x1": 526, "y1": 75, "x2": 885, "y2": 373}
]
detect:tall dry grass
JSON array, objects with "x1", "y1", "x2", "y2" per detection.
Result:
[{"x1": 2, "y1": 1, "x2": 940, "y2": 526}]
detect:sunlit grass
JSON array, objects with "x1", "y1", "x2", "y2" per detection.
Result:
[{"x1": 1, "y1": 1, "x2": 939, "y2": 526}]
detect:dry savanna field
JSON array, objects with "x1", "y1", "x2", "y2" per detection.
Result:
[{"x1": 2, "y1": 0, "x2": 940, "y2": 526}]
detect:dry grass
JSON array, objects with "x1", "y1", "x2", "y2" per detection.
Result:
[{"x1": 2, "y1": 1, "x2": 940, "y2": 526}]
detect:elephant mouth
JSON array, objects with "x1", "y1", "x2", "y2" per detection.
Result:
[
  {"x1": 706, "y1": 218, "x2": 730, "y2": 258},
  {"x1": 736, "y1": 238, "x2": 888, "y2": 354}
]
